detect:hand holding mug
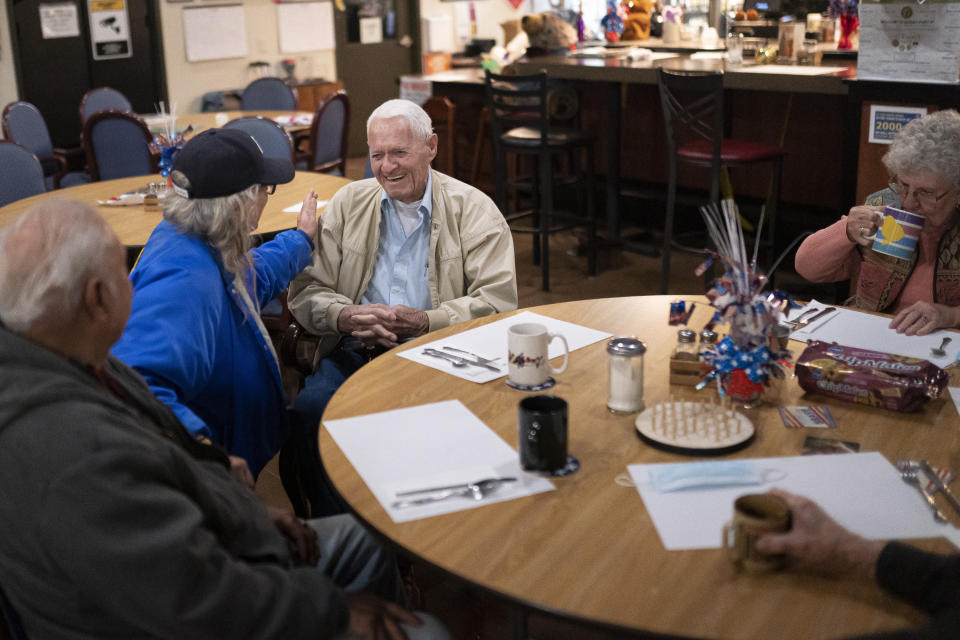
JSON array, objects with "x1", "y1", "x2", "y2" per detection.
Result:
[{"x1": 845, "y1": 205, "x2": 885, "y2": 246}]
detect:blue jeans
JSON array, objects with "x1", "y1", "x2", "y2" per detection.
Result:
[{"x1": 292, "y1": 338, "x2": 372, "y2": 428}]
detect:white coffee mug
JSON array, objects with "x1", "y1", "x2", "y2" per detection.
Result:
[{"x1": 508, "y1": 323, "x2": 569, "y2": 387}]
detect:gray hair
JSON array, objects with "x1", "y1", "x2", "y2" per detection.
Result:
[
  {"x1": 366, "y1": 99, "x2": 433, "y2": 142},
  {"x1": 883, "y1": 109, "x2": 960, "y2": 190},
  {"x1": 0, "y1": 199, "x2": 117, "y2": 332},
  {"x1": 162, "y1": 184, "x2": 260, "y2": 282}
]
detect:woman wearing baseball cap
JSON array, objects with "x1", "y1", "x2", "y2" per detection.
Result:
[{"x1": 112, "y1": 128, "x2": 323, "y2": 487}]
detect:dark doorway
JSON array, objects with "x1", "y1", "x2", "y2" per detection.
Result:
[
  {"x1": 7, "y1": 0, "x2": 166, "y2": 147},
  {"x1": 334, "y1": 0, "x2": 420, "y2": 155}
]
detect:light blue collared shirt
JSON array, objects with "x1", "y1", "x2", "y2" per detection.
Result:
[{"x1": 360, "y1": 173, "x2": 433, "y2": 310}]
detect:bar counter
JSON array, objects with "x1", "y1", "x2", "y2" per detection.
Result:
[{"x1": 420, "y1": 54, "x2": 957, "y2": 239}]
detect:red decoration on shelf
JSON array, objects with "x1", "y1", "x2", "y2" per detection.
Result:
[{"x1": 838, "y1": 15, "x2": 858, "y2": 50}]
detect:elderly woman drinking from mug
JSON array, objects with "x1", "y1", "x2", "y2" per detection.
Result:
[
  {"x1": 112, "y1": 128, "x2": 319, "y2": 478},
  {"x1": 795, "y1": 109, "x2": 960, "y2": 336}
]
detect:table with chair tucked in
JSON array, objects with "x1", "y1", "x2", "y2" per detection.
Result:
[
  {"x1": 0, "y1": 171, "x2": 351, "y2": 246},
  {"x1": 318, "y1": 295, "x2": 960, "y2": 639}
]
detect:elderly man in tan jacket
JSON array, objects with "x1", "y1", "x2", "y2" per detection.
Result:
[{"x1": 287, "y1": 98, "x2": 517, "y2": 463}]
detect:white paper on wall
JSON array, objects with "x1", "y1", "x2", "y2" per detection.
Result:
[
  {"x1": 858, "y1": 1, "x2": 960, "y2": 84},
  {"x1": 183, "y1": 4, "x2": 248, "y2": 63},
  {"x1": 277, "y1": 1, "x2": 335, "y2": 54}
]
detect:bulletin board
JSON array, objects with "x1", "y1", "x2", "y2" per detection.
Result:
[
  {"x1": 277, "y1": 1, "x2": 335, "y2": 53},
  {"x1": 183, "y1": 4, "x2": 248, "y2": 62}
]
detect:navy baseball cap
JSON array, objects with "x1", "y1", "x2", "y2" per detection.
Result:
[{"x1": 170, "y1": 128, "x2": 294, "y2": 199}]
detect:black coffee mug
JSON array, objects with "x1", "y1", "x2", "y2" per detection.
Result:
[{"x1": 518, "y1": 395, "x2": 568, "y2": 472}]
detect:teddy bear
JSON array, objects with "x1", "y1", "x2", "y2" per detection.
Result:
[
  {"x1": 521, "y1": 12, "x2": 577, "y2": 55},
  {"x1": 620, "y1": 0, "x2": 654, "y2": 41}
]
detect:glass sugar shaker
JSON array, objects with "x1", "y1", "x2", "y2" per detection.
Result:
[{"x1": 607, "y1": 337, "x2": 646, "y2": 414}]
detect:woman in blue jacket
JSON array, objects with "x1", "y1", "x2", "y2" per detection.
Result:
[{"x1": 112, "y1": 128, "x2": 318, "y2": 478}]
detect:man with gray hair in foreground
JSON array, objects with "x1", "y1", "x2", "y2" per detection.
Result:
[
  {"x1": 289, "y1": 98, "x2": 518, "y2": 424},
  {"x1": 0, "y1": 200, "x2": 447, "y2": 640}
]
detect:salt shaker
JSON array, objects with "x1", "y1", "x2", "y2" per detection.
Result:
[
  {"x1": 607, "y1": 337, "x2": 646, "y2": 413},
  {"x1": 674, "y1": 329, "x2": 698, "y2": 360},
  {"x1": 699, "y1": 329, "x2": 718, "y2": 362}
]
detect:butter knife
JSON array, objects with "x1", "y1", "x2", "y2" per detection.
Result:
[
  {"x1": 395, "y1": 477, "x2": 516, "y2": 497},
  {"x1": 790, "y1": 306, "x2": 836, "y2": 334},
  {"x1": 442, "y1": 346, "x2": 500, "y2": 366},
  {"x1": 919, "y1": 460, "x2": 960, "y2": 518},
  {"x1": 424, "y1": 348, "x2": 501, "y2": 372}
]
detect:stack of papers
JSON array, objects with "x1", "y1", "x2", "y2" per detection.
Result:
[
  {"x1": 397, "y1": 310, "x2": 611, "y2": 382},
  {"x1": 323, "y1": 400, "x2": 555, "y2": 522}
]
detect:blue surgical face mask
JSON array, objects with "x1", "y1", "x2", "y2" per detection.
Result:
[{"x1": 648, "y1": 461, "x2": 769, "y2": 493}]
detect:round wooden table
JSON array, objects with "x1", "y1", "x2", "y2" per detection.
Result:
[
  {"x1": 0, "y1": 171, "x2": 350, "y2": 247},
  {"x1": 320, "y1": 296, "x2": 960, "y2": 640},
  {"x1": 142, "y1": 110, "x2": 314, "y2": 138}
]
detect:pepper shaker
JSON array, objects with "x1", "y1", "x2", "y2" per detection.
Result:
[{"x1": 607, "y1": 337, "x2": 646, "y2": 413}]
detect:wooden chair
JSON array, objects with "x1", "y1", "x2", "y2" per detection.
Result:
[
  {"x1": 302, "y1": 91, "x2": 350, "y2": 175},
  {"x1": 656, "y1": 68, "x2": 785, "y2": 294},
  {"x1": 484, "y1": 69, "x2": 597, "y2": 291},
  {"x1": 78, "y1": 86, "x2": 132, "y2": 125},
  {"x1": 422, "y1": 96, "x2": 456, "y2": 176},
  {"x1": 82, "y1": 110, "x2": 158, "y2": 182},
  {"x1": 224, "y1": 116, "x2": 296, "y2": 165}
]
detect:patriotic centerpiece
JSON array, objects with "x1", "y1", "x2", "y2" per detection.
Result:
[
  {"x1": 151, "y1": 102, "x2": 186, "y2": 181},
  {"x1": 695, "y1": 200, "x2": 797, "y2": 406}
]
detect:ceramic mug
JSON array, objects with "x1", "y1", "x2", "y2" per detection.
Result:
[
  {"x1": 518, "y1": 395, "x2": 568, "y2": 472},
  {"x1": 864, "y1": 206, "x2": 925, "y2": 261},
  {"x1": 507, "y1": 323, "x2": 569, "y2": 388},
  {"x1": 722, "y1": 493, "x2": 792, "y2": 572}
]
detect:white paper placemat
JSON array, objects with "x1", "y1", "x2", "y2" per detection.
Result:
[
  {"x1": 628, "y1": 453, "x2": 960, "y2": 550},
  {"x1": 788, "y1": 299, "x2": 957, "y2": 368},
  {"x1": 729, "y1": 65, "x2": 848, "y2": 75},
  {"x1": 282, "y1": 200, "x2": 328, "y2": 213},
  {"x1": 323, "y1": 400, "x2": 555, "y2": 523},
  {"x1": 397, "y1": 310, "x2": 612, "y2": 382}
]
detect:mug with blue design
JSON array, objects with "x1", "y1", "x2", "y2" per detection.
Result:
[{"x1": 864, "y1": 206, "x2": 925, "y2": 261}]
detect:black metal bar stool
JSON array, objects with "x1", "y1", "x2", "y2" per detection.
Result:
[
  {"x1": 484, "y1": 69, "x2": 597, "y2": 292},
  {"x1": 657, "y1": 68, "x2": 786, "y2": 294}
]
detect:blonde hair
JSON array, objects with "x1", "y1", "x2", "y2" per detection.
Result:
[{"x1": 162, "y1": 185, "x2": 261, "y2": 297}]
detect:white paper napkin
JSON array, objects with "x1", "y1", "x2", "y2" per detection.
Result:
[
  {"x1": 628, "y1": 453, "x2": 960, "y2": 550},
  {"x1": 282, "y1": 200, "x2": 328, "y2": 213},
  {"x1": 397, "y1": 310, "x2": 612, "y2": 383},
  {"x1": 323, "y1": 400, "x2": 555, "y2": 522},
  {"x1": 789, "y1": 299, "x2": 956, "y2": 368}
]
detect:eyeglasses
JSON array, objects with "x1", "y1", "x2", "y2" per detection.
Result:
[
  {"x1": 888, "y1": 178, "x2": 951, "y2": 208},
  {"x1": 262, "y1": 184, "x2": 277, "y2": 195}
]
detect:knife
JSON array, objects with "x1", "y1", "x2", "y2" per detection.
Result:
[
  {"x1": 424, "y1": 348, "x2": 501, "y2": 372},
  {"x1": 442, "y1": 346, "x2": 500, "y2": 366},
  {"x1": 395, "y1": 477, "x2": 516, "y2": 497},
  {"x1": 919, "y1": 460, "x2": 960, "y2": 518},
  {"x1": 790, "y1": 306, "x2": 836, "y2": 334}
]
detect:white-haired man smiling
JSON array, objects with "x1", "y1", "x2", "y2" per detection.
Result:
[{"x1": 289, "y1": 98, "x2": 517, "y2": 424}]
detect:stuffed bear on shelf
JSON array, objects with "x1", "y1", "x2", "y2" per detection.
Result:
[
  {"x1": 521, "y1": 12, "x2": 577, "y2": 55},
  {"x1": 621, "y1": 0, "x2": 654, "y2": 41}
]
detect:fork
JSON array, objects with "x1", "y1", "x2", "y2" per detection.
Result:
[
  {"x1": 783, "y1": 306, "x2": 822, "y2": 327},
  {"x1": 897, "y1": 460, "x2": 948, "y2": 523},
  {"x1": 391, "y1": 478, "x2": 511, "y2": 509}
]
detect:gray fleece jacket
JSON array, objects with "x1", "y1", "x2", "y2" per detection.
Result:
[{"x1": 0, "y1": 325, "x2": 348, "y2": 639}]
